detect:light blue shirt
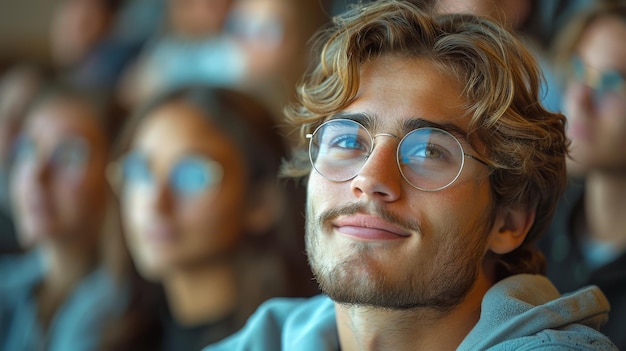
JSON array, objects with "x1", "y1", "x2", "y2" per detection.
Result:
[
  {"x1": 205, "y1": 274, "x2": 617, "y2": 350},
  {"x1": 0, "y1": 250, "x2": 128, "y2": 351}
]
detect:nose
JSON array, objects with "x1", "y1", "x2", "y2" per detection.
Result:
[
  {"x1": 570, "y1": 82, "x2": 599, "y2": 112},
  {"x1": 33, "y1": 158, "x2": 52, "y2": 185},
  {"x1": 565, "y1": 82, "x2": 596, "y2": 119},
  {"x1": 350, "y1": 137, "x2": 402, "y2": 202},
  {"x1": 152, "y1": 180, "x2": 175, "y2": 215}
]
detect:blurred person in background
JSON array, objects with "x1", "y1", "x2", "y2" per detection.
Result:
[
  {"x1": 433, "y1": 0, "x2": 567, "y2": 113},
  {"x1": 0, "y1": 83, "x2": 128, "y2": 350},
  {"x1": 50, "y1": 0, "x2": 148, "y2": 90},
  {"x1": 225, "y1": 0, "x2": 330, "y2": 117},
  {"x1": 118, "y1": 0, "x2": 241, "y2": 109},
  {"x1": 103, "y1": 85, "x2": 314, "y2": 351},
  {"x1": 0, "y1": 64, "x2": 46, "y2": 253},
  {"x1": 537, "y1": 2, "x2": 626, "y2": 349},
  {"x1": 119, "y1": 0, "x2": 330, "y2": 127}
]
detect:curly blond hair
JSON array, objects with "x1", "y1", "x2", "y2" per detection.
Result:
[{"x1": 282, "y1": 0, "x2": 568, "y2": 280}]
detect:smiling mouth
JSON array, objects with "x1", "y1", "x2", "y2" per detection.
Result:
[
  {"x1": 332, "y1": 214, "x2": 412, "y2": 241},
  {"x1": 334, "y1": 225, "x2": 410, "y2": 240}
]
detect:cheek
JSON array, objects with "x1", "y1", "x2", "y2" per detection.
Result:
[
  {"x1": 121, "y1": 191, "x2": 149, "y2": 240},
  {"x1": 181, "y1": 186, "x2": 247, "y2": 250},
  {"x1": 9, "y1": 166, "x2": 30, "y2": 212},
  {"x1": 57, "y1": 172, "x2": 107, "y2": 220},
  {"x1": 598, "y1": 96, "x2": 626, "y2": 123},
  {"x1": 563, "y1": 85, "x2": 591, "y2": 121},
  {"x1": 307, "y1": 172, "x2": 339, "y2": 206}
]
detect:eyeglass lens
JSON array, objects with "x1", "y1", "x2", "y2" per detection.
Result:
[
  {"x1": 571, "y1": 56, "x2": 625, "y2": 99},
  {"x1": 121, "y1": 152, "x2": 223, "y2": 197},
  {"x1": 12, "y1": 135, "x2": 90, "y2": 175},
  {"x1": 309, "y1": 119, "x2": 466, "y2": 191}
]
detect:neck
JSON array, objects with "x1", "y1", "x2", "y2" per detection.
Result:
[
  {"x1": 41, "y1": 239, "x2": 99, "y2": 293},
  {"x1": 162, "y1": 262, "x2": 238, "y2": 326},
  {"x1": 36, "y1": 239, "x2": 99, "y2": 330},
  {"x1": 336, "y1": 270, "x2": 491, "y2": 351},
  {"x1": 584, "y1": 171, "x2": 626, "y2": 250}
]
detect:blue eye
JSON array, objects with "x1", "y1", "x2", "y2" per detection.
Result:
[
  {"x1": 122, "y1": 152, "x2": 153, "y2": 185},
  {"x1": 170, "y1": 156, "x2": 223, "y2": 197},
  {"x1": 330, "y1": 134, "x2": 367, "y2": 151}
]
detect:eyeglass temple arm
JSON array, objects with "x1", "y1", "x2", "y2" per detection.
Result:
[{"x1": 464, "y1": 153, "x2": 490, "y2": 167}]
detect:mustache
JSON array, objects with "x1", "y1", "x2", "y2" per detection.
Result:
[{"x1": 317, "y1": 202, "x2": 422, "y2": 233}]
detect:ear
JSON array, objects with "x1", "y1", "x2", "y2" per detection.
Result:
[
  {"x1": 488, "y1": 206, "x2": 536, "y2": 254},
  {"x1": 244, "y1": 181, "x2": 285, "y2": 236}
]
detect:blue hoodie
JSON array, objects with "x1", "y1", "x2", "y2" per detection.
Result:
[{"x1": 204, "y1": 274, "x2": 617, "y2": 350}]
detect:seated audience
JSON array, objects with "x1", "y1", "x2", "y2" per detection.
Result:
[
  {"x1": 50, "y1": 0, "x2": 145, "y2": 90},
  {"x1": 0, "y1": 83, "x2": 128, "y2": 351}
]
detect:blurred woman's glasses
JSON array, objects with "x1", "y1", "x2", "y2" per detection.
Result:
[
  {"x1": 12, "y1": 135, "x2": 90, "y2": 177},
  {"x1": 108, "y1": 151, "x2": 223, "y2": 198},
  {"x1": 570, "y1": 55, "x2": 626, "y2": 104}
]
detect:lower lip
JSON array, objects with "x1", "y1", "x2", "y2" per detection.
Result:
[
  {"x1": 335, "y1": 225, "x2": 407, "y2": 241},
  {"x1": 145, "y1": 228, "x2": 178, "y2": 244}
]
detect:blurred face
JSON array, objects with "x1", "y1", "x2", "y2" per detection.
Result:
[
  {"x1": 229, "y1": 0, "x2": 298, "y2": 83},
  {"x1": 306, "y1": 56, "x2": 499, "y2": 310},
  {"x1": 51, "y1": 0, "x2": 113, "y2": 67},
  {"x1": 169, "y1": 0, "x2": 234, "y2": 38},
  {"x1": 10, "y1": 98, "x2": 109, "y2": 248},
  {"x1": 564, "y1": 16, "x2": 626, "y2": 172},
  {"x1": 120, "y1": 101, "x2": 248, "y2": 278}
]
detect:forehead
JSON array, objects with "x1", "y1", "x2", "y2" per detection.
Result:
[
  {"x1": 343, "y1": 55, "x2": 470, "y2": 134},
  {"x1": 25, "y1": 98, "x2": 105, "y2": 146},
  {"x1": 133, "y1": 101, "x2": 242, "y2": 164},
  {"x1": 578, "y1": 16, "x2": 626, "y2": 73}
]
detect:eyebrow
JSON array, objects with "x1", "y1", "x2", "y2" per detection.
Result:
[
  {"x1": 328, "y1": 112, "x2": 373, "y2": 128},
  {"x1": 328, "y1": 112, "x2": 471, "y2": 141},
  {"x1": 402, "y1": 118, "x2": 470, "y2": 142}
]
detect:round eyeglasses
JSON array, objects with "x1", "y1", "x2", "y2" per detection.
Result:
[
  {"x1": 108, "y1": 151, "x2": 223, "y2": 198},
  {"x1": 571, "y1": 55, "x2": 625, "y2": 97},
  {"x1": 307, "y1": 119, "x2": 489, "y2": 192}
]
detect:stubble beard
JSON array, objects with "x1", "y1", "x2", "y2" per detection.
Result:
[{"x1": 306, "y1": 201, "x2": 492, "y2": 312}]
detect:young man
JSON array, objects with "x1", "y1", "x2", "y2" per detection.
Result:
[{"x1": 205, "y1": 1, "x2": 617, "y2": 350}]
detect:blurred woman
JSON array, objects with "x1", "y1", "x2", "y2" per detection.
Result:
[
  {"x1": 0, "y1": 83, "x2": 127, "y2": 351},
  {"x1": 104, "y1": 85, "x2": 313, "y2": 350},
  {"x1": 537, "y1": 2, "x2": 626, "y2": 349}
]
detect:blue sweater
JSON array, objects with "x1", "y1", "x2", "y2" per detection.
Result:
[
  {"x1": 205, "y1": 274, "x2": 617, "y2": 350},
  {"x1": 0, "y1": 251, "x2": 129, "y2": 351}
]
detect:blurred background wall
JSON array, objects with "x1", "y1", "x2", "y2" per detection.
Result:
[{"x1": 0, "y1": 0, "x2": 59, "y2": 67}]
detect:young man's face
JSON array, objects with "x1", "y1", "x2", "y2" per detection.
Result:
[{"x1": 305, "y1": 55, "x2": 499, "y2": 310}]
